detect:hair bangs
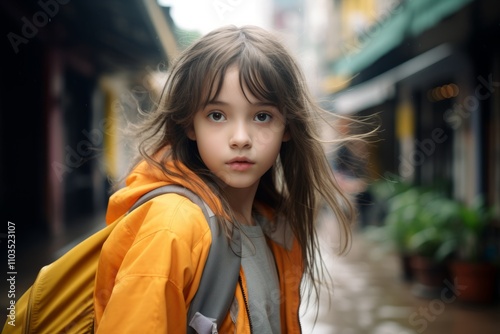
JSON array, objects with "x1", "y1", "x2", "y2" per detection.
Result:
[
  {"x1": 199, "y1": 58, "x2": 239, "y2": 108},
  {"x1": 200, "y1": 68, "x2": 226, "y2": 107},
  {"x1": 237, "y1": 51, "x2": 282, "y2": 108}
]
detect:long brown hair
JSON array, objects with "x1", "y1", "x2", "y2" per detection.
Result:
[{"x1": 130, "y1": 24, "x2": 361, "y2": 309}]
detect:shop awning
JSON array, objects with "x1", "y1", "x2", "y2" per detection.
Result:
[
  {"x1": 332, "y1": 44, "x2": 455, "y2": 114},
  {"x1": 333, "y1": 0, "x2": 474, "y2": 77}
]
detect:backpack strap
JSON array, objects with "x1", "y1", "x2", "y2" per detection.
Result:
[
  {"x1": 129, "y1": 185, "x2": 241, "y2": 333},
  {"x1": 128, "y1": 185, "x2": 213, "y2": 218}
]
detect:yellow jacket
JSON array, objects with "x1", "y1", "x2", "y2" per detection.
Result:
[{"x1": 93, "y1": 160, "x2": 304, "y2": 333}]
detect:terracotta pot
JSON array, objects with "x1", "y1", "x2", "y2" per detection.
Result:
[
  {"x1": 410, "y1": 255, "x2": 448, "y2": 288},
  {"x1": 450, "y1": 261, "x2": 497, "y2": 303}
]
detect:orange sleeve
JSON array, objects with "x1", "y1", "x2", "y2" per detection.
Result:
[
  {"x1": 97, "y1": 275, "x2": 186, "y2": 333},
  {"x1": 95, "y1": 196, "x2": 212, "y2": 333}
]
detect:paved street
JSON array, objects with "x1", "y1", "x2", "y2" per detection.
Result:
[{"x1": 300, "y1": 212, "x2": 500, "y2": 334}]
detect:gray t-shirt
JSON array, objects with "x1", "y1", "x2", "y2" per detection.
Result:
[{"x1": 240, "y1": 223, "x2": 281, "y2": 333}]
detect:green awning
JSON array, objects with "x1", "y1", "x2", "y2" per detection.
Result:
[{"x1": 333, "y1": 0, "x2": 474, "y2": 77}]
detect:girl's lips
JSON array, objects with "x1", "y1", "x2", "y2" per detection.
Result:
[
  {"x1": 226, "y1": 159, "x2": 255, "y2": 171},
  {"x1": 227, "y1": 157, "x2": 254, "y2": 164}
]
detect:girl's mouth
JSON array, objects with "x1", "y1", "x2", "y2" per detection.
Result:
[{"x1": 227, "y1": 158, "x2": 255, "y2": 171}]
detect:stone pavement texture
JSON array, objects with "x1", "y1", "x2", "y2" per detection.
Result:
[{"x1": 300, "y1": 212, "x2": 500, "y2": 334}]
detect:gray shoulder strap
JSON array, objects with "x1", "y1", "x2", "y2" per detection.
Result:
[
  {"x1": 129, "y1": 184, "x2": 214, "y2": 218},
  {"x1": 129, "y1": 185, "x2": 241, "y2": 333}
]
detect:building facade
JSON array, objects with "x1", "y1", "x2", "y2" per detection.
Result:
[
  {"x1": 1, "y1": 0, "x2": 179, "y2": 237},
  {"x1": 325, "y1": 0, "x2": 499, "y2": 218}
]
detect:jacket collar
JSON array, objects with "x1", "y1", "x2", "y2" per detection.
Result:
[{"x1": 254, "y1": 212, "x2": 294, "y2": 251}]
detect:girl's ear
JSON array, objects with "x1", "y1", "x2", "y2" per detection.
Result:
[
  {"x1": 282, "y1": 130, "x2": 291, "y2": 142},
  {"x1": 186, "y1": 127, "x2": 196, "y2": 141}
]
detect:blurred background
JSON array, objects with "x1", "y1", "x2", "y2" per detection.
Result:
[{"x1": 1, "y1": 0, "x2": 500, "y2": 333}]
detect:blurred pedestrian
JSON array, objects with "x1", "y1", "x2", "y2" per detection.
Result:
[
  {"x1": 94, "y1": 25, "x2": 357, "y2": 333},
  {"x1": 332, "y1": 142, "x2": 374, "y2": 228}
]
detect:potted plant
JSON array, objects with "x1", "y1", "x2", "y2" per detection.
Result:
[
  {"x1": 447, "y1": 197, "x2": 498, "y2": 303},
  {"x1": 404, "y1": 190, "x2": 459, "y2": 297},
  {"x1": 362, "y1": 182, "x2": 460, "y2": 293}
]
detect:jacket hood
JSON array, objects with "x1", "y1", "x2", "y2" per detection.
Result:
[{"x1": 106, "y1": 159, "x2": 224, "y2": 224}]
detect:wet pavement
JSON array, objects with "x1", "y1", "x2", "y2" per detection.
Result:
[{"x1": 300, "y1": 212, "x2": 500, "y2": 334}]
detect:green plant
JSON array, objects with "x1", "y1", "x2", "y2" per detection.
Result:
[
  {"x1": 362, "y1": 182, "x2": 486, "y2": 264},
  {"x1": 452, "y1": 197, "x2": 494, "y2": 262},
  {"x1": 406, "y1": 190, "x2": 459, "y2": 262},
  {"x1": 362, "y1": 182, "x2": 418, "y2": 253},
  {"x1": 383, "y1": 187, "x2": 422, "y2": 254}
]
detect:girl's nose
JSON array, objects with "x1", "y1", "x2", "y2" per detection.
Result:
[{"x1": 229, "y1": 122, "x2": 252, "y2": 149}]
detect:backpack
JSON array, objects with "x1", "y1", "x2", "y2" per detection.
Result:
[{"x1": 2, "y1": 185, "x2": 241, "y2": 334}]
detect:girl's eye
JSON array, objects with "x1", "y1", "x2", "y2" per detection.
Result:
[
  {"x1": 208, "y1": 112, "x2": 226, "y2": 122},
  {"x1": 255, "y1": 113, "x2": 272, "y2": 123}
]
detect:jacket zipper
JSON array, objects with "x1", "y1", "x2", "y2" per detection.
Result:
[{"x1": 238, "y1": 275, "x2": 253, "y2": 333}]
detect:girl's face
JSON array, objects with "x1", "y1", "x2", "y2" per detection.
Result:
[{"x1": 188, "y1": 66, "x2": 289, "y2": 192}]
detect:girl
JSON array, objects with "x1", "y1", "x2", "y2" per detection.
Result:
[{"x1": 94, "y1": 25, "x2": 355, "y2": 333}]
